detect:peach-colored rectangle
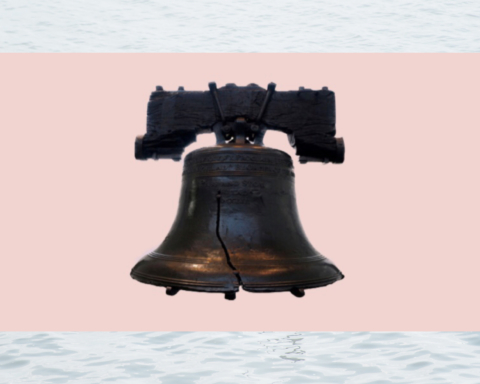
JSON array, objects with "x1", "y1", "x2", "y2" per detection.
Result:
[{"x1": 0, "y1": 53, "x2": 479, "y2": 331}]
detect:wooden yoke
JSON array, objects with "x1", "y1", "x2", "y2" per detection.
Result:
[{"x1": 135, "y1": 83, "x2": 345, "y2": 164}]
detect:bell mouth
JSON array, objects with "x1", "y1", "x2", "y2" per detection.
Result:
[
  {"x1": 130, "y1": 250, "x2": 344, "y2": 300},
  {"x1": 130, "y1": 268, "x2": 343, "y2": 300}
]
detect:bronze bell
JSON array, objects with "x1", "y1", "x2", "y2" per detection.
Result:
[{"x1": 131, "y1": 83, "x2": 345, "y2": 300}]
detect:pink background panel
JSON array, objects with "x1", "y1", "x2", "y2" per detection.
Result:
[{"x1": 0, "y1": 53, "x2": 479, "y2": 331}]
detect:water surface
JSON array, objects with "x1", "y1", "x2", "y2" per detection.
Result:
[
  {"x1": 1, "y1": 332, "x2": 480, "y2": 383},
  {"x1": 1, "y1": 0, "x2": 480, "y2": 52}
]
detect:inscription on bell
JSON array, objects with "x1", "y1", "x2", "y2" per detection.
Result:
[
  {"x1": 186, "y1": 153, "x2": 293, "y2": 167},
  {"x1": 185, "y1": 163, "x2": 293, "y2": 176},
  {"x1": 198, "y1": 179, "x2": 268, "y2": 190}
]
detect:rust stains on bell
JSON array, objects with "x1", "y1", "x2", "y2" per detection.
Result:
[{"x1": 131, "y1": 82, "x2": 345, "y2": 300}]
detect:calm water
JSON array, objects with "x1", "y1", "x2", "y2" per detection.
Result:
[
  {"x1": 1, "y1": 332, "x2": 480, "y2": 383},
  {"x1": 1, "y1": 0, "x2": 480, "y2": 52}
]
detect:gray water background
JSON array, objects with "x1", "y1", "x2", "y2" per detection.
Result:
[
  {"x1": 1, "y1": 332, "x2": 480, "y2": 383},
  {"x1": 1, "y1": 0, "x2": 480, "y2": 52}
]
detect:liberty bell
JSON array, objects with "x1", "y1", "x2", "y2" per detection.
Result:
[{"x1": 131, "y1": 82, "x2": 345, "y2": 300}]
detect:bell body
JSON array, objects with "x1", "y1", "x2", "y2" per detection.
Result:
[{"x1": 131, "y1": 144, "x2": 343, "y2": 294}]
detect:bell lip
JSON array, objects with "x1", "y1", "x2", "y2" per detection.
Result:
[
  {"x1": 241, "y1": 273, "x2": 344, "y2": 293},
  {"x1": 131, "y1": 269, "x2": 344, "y2": 294},
  {"x1": 130, "y1": 270, "x2": 240, "y2": 293}
]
